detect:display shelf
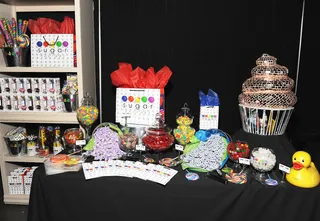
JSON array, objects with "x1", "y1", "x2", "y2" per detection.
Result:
[
  {"x1": 0, "y1": 112, "x2": 78, "y2": 124},
  {"x1": 0, "y1": 0, "x2": 96, "y2": 205},
  {"x1": 3, "y1": 194, "x2": 29, "y2": 205},
  {"x1": 0, "y1": 67, "x2": 78, "y2": 73},
  {"x1": 15, "y1": 5, "x2": 75, "y2": 12},
  {"x1": 3, "y1": 154, "x2": 46, "y2": 163}
]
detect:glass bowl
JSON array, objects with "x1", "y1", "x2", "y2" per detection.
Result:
[
  {"x1": 250, "y1": 147, "x2": 276, "y2": 173},
  {"x1": 227, "y1": 141, "x2": 250, "y2": 162},
  {"x1": 142, "y1": 127, "x2": 174, "y2": 152},
  {"x1": 119, "y1": 127, "x2": 139, "y2": 152}
]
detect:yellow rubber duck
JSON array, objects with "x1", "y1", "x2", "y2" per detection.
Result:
[{"x1": 286, "y1": 151, "x2": 320, "y2": 188}]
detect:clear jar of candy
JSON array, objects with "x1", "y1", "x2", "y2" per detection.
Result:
[
  {"x1": 76, "y1": 93, "x2": 99, "y2": 140},
  {"x1": 119, "y1": 117, "x2": 140, "y2": 153},
  {"x1": 173, "y1": 103, "x2": 195, "y2": 146},
  {"x1": 142, "y1": 113, "x2": 174, "y2": 152}
]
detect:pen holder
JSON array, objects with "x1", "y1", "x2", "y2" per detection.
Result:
[{"x1": 2, "y1": 46, "x2": 29, "y2": 67}]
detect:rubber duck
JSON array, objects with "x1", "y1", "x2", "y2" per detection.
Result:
[{"x1": 286, "y1": 151, "x2": 320, "y2": 188}]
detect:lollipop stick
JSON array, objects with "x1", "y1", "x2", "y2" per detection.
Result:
[
  {"x1": 280, "y1": 172, "x2": 285, "y2": 184},
  {"x1": 238, "y1": 165, "x2": 246, "y2": 175}
]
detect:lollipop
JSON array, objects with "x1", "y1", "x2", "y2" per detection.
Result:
[{"x1": 17, "y1": 34, "x2": 30, "y2": 48}]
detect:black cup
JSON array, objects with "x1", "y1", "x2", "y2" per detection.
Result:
[
  {"x1": 63, "y1": 94, "x2": 78, "y2": 112},
  {"x1": 4, "y1": 138, "x2": 27, "y2": 156},
  {"x1": 2, "y1": 47, "x2": 29, "y2": 67}
]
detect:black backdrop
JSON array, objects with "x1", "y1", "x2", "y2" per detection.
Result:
[{"x1": 99, "y1": 0, "x2": 303, "y2": 135}]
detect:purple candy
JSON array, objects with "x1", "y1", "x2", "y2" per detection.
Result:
[{"x1": 89, "y1": 127, "x2": 124, "y2": 160}]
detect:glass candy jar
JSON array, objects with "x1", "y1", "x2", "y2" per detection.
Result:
[
  {"x1": 119, "y1": 116, "x2": 140, "y2": 156},
  {"x1": 142, "y1": 113, "x2": 174, "y2": 153},
  {"x1": 227, "y1": 141, "x2": 250, "y2": 173},
  {"x1": 76, "y1": 93, "x2": 99, "y2": 140},
  {"x1": 250, "y1": 147, "x2": 276, "y2": 183},
  {"x1": 173, "y1": 103, "x2": 195, "y2": 146},
  {"x1": 63, "y1": 128, "x2": 84, "y2": 153}
]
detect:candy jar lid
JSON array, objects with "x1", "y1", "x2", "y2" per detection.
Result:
[
  {"x1": 81, "y1": 93, "x2": 94, "y2": 106},
  {"x1": 145, "y1": 113, "x2": 171, "y2": 135},
  {"x1": 176, "y1": 103, "x2": 194, "y2": 126}
]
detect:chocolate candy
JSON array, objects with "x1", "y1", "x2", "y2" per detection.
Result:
[{"x1": 119, "y1": 133, "x2": 138, "y2": 151}]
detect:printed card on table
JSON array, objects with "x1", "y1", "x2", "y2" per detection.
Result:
[
  {"x1": 199, "y1": 106, "x2": 219, "y2": 130},
  {"x1": 116, "y1": 88, "x2": 161, "y2": 126}
]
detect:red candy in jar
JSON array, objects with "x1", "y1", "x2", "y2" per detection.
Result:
[
  {"x1": 142, "y1": 113, "x2": 174, "y2": 152},
  {"x1": 227, "y1": 141, "x2": 250, "y2": 162}
]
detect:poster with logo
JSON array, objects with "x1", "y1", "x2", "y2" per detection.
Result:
[
  {"x1": 115, "y1": 88, "x2": 162, "y2": 126},
  {"x1": 31, "y1": 34, "x2": 74, "y2": 67}
]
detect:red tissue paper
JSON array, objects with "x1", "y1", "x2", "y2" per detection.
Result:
[
  {"x1": 28, "y1": 16, "x2": 75, "y2": 34},
  {"x1": 110, "y1": 63, "x2": 172, "y2": 88}
]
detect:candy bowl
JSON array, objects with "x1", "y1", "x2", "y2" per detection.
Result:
[
  {"x1": 142, "y1": 113, "x2": 174, "y2": 153},
  {"x1": 250, "y1": 147, "x2": 277, "y2": 185},
  {"x1": 227, "y1": 141, "x2": 250, "y2": 173},
  {"x1": 119, "y1": 127, "x2": 139, "y2": 153},
  {"x1": 63, "y1": 128, "x2": 84, "y2": 153}
]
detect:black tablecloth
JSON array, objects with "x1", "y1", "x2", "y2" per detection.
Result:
[{"x1": 28, "y1": 130, "x2": 320, "y2": 221}]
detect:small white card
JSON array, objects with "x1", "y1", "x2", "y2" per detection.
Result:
[
  {"x1": 175, "y1": 144, "x2": 184, "y2": 151},
  {"x1": 76, "y1": 140, "x2": 86, "y2": 146},
  {"x1": 279, "y1": 163, "x2": 291, "y2": 173},
  {"x1": 239, "y1": 158, "x2": 250, "y2": 165},
  {"x1": 136, "y1": 144, "x2": 146, "y2": 151}
]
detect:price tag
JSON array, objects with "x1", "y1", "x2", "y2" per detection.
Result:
[
  {"x1": 239, "y1": 158, "x2": 250, "y2": 165},
  {"x1": 175, "y1": 144, "x2": 184, "y2": 151},
  {"x1": 279, "y1": 163, "x2": 291, "y2": 173},
  {"x1": 136, "y1": 144, "x2": 145, "y2": 151},
  {"x1": 76, "y1": 140, "x2": 86, "y2": 145}
]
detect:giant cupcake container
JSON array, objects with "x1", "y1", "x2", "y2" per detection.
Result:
[{"x1": 238, "y1": 54, "x2": 297, "y2": 135}]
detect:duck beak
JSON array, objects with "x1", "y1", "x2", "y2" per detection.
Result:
[{"x1": 293, "y1": 162, "x2": 304, "y2": 170}]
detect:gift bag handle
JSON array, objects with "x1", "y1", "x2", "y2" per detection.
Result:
[{"x1": 42, "y1": 36, "x2": 59, "y2": 46}]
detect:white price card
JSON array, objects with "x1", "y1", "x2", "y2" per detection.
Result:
[
  {"x1": 239, "y1": 158, "x2": 250, "y2": 165},
  {"x1": 279, "y1": 163, "x2": 291, "y2": 173},
  {"x1": 136, "y1": 144, "x2": 145, "y2": 151},
  {"x1": 175, "y1": 144, "x2": 184, "y2": 151},
  {"x1": 76, "y1": 140, "x2": 86, "y2": 145}
]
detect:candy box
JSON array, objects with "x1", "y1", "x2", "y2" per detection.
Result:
[
  {"x1": 12, "y1": 95, "x2": 20, "y2": 112},
  {"x1": 26, "y1": 96, "x2": 35, "y2": 111},
  {"x1": 25, "y1": 78, "x2": 33, "y2": 94},
  {"x1": 47, "y1": 78, "x2": 61, "y2": 95},
  {"x1": 40, "y1": 78, "x2": 48, "y2": 94},
  {"x1": 34, "y1": 96, "x2": 41, "y2": 111},
  {"x1": 19, "y1": 96, "x2": 28, "y2": 111},
  {"x1": 0, "y1": 95, "x2": 3, "y2": 111},
  {"x1": 3, "y1": 95, "x2": 12, "y2": 111},
  {"x1": 32, "y1": 78, "x2": 41, "y2": 94},
  {"x1": 1, "y1": 77, "x2": 10, "y2": 94},
  {"x1": 41, "y1": 96, "x2": 49, "y2": 111},
  {"x1": 10, "y1": 78, "x2": 18, "y2": 94},
  {"x1": 18, "y1": 78, "x2": 26, "y2": 94},
  {"x1": 31, "y1": 34, "x2": 74, "y2": 68}
]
